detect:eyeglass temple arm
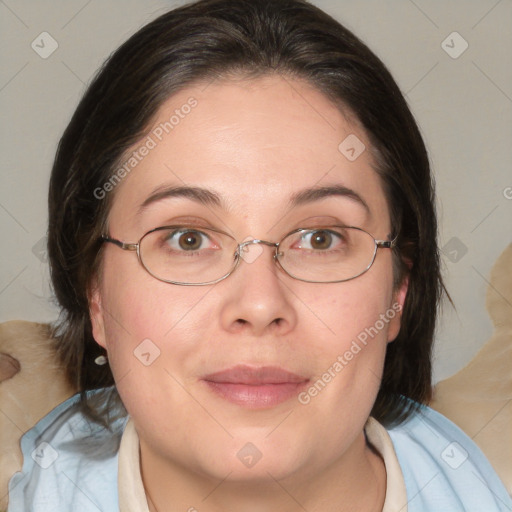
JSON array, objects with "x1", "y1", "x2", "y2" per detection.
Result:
[
  {"x1": 376, "y1": 236, "x2": 397, "y2": 249},
  {"x1": 102, "y1": 236, "x2": 138, "y2": 252}
]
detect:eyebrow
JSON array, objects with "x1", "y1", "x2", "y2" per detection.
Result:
[
  {"x1": 138, "y1": 185, "x2": 224, "y2": 215},
  {"x1": 137, "y1": 183, "x2": 369, "y2": 216},
  {"x1": 289, "y1": 185, "x2": 370, "y2": 214}
]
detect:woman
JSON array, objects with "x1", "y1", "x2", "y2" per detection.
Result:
[{"x1": 7, "y1": 0, "x2": 511, "y2": 510}]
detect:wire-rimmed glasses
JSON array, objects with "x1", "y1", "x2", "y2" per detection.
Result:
[{"x1": 101, "y1": 225, "x2": 397, "y2": 286}]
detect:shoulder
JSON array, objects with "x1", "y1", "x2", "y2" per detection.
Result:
[
  {"x1": 7, "y1": 388, "x2": 128, "y2": 512},
  {"x1": 387, "y1": 402, "x2": 512, "y2": 512}
]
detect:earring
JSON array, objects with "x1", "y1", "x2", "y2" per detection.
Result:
[{"x1": 94, "y1": 354, "x2": 108, "y2": 366}]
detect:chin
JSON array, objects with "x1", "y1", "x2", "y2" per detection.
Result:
[{"x1": 194, "y1": 437, "x2": 307, "y2": 484}]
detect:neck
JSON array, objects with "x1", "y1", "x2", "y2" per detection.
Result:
[{"x1": 141, "y1": 431, "x2": 386, "y2": 512}]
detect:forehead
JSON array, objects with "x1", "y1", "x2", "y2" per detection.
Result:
[{"x1": 107, "y1": 75, "x2": 390, "y2": 234}]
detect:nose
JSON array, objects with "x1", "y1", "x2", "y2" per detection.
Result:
[{"x1": 219, "y1": 242, "x2": 297, "y2": 337}]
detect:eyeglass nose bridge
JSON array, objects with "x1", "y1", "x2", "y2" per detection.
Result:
[
  {"x1": 237, "y1": 238, "x2": 280, "y2": 258},
  {"x1": 236, "y1": 238, "x2": 281, "y2": 261}
]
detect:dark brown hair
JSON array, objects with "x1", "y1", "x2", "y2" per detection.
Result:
[{"x1": 48, "y1": 0, "x2": 444, "y2": 427}]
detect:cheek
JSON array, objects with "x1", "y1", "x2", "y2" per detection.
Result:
[
  {"x1": 311, "y1": 268, "x2": 395, "y2": 350},
  {"x1": 316, "y1": 296, "x2": 391, "y2": 382},
  {"x1": 299, "y1": 265, "x2": 396, "y2": 401},
  {"x1": 100, "y1": 248, "x2": 207, "y2": 340},
  {"x1": 97, "y1": 258, "x2": 213, "y2": 407},
  {"x1": 100, "y1": 293, "x2": 207, "y2": 425}
]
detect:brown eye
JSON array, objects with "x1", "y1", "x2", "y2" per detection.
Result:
[
  {"x1": 309, "y1": 230, "x2": 332, "y2": 250},
  {"x1": 178, "y1": 231, "x2": 203, "y2": 250},
  {"x1": 155, "y1": 227, "x2": 218, "y2": 254}
]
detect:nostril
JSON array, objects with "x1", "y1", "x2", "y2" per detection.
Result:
[{"x1": 0, "y1": 353, "x2": 21, "y2": 382}]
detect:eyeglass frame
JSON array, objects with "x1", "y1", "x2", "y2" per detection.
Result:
[{"x1": 101, "y1": 225, "x2": 397, "y2": 286}]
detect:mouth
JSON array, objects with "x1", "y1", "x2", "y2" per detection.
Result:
[{"x1": 201, "y1": 365, "x2": 310, "y2": 409}]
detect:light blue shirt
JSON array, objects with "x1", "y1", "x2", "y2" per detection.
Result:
[{"x1": 7, "y1": 390, "x2": 512, "y2": 511}]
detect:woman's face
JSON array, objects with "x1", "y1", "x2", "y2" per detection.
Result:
[{"x1": 90, "y1": 75, "x2": 406, "y2": 484}]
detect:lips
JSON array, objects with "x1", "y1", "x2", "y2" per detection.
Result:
[
  {"x1": 203, "y1": 365, "x2": 308, "y2": 384},
  {"x1": 202, "y1": 365, "x2": 309, "y2": 408}
]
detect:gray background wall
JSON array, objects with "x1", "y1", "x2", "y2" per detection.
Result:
[{"x1": 1, "y1": 0, "x2": 511, "y2": 382}]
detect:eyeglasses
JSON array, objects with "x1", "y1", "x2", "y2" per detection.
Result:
[{"x1": 101, "y1": 225, "x2": 397, "y2": 286}]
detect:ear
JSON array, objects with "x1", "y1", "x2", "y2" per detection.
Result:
[
  {"x1": 89, "y1": 281, "x2": 107, "y2": 349},
  {"x1": 387, "y1": 274, "x2": 409, "y2": 343}
]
